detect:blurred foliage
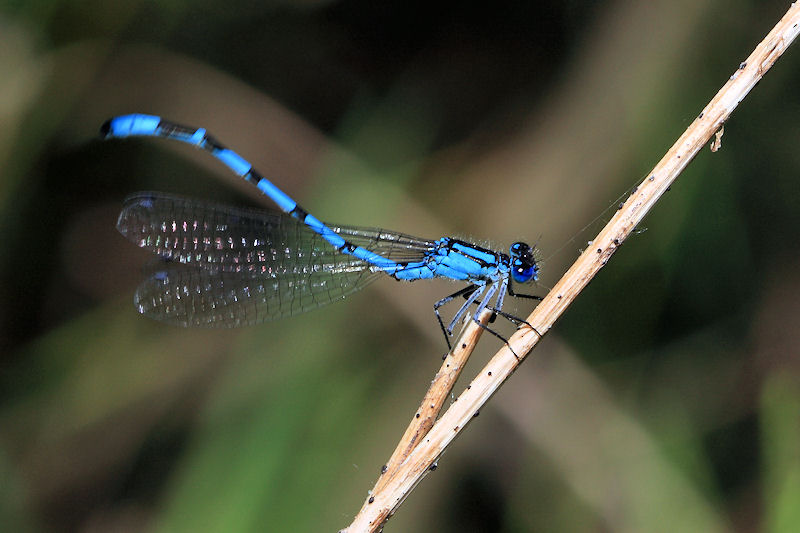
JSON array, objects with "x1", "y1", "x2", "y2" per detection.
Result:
[{"x1": 1, "y1": 0, "x2": 800, "y2": 531}]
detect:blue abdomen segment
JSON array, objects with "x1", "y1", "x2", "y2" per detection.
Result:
[
  {"x1": 257, "y1": 179, "x2": 297, "y2": 213},
  {"x1": 101, "y1": 114, "x2": 162, "y2": 138},
  {"x1": 215, "y1": 148, "x2": 252, "y2": 176}
]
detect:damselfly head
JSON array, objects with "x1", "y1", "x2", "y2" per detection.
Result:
[{"x1": 509, "y1": 242, "x2": 539, "y2": 283}]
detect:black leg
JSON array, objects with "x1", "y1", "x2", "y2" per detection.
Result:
[
  {"x1": 488, "y1": 307, "x2": 543, "y2": 340},
  {"x1": 507, "y1": 287, "x2": 543, "y2": 301},
  {"x1": 472, "y1": 320, "x2": 522, "y2": 360},
  {"x1": 433, "y1": 286, "x2": 477, "y2": 350},
  {"x1": 508, "y1": 277, "x2": 543, "y2": 301},
  {"x1": 467, "y1": 296, "x2": 542, "y2": 340},
  {"x1": 433, "y1": 282, "x2": 543, "y2": 356},
  {"x1": 448, "y1": 285, "x2": 487, "y2": 334},
  {"x1": 468, "y1": 281, "x2": 525, "y2": 360}
]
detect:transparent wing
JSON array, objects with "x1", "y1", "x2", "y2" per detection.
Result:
[
  {"x1": 117, "y1": 192, "x2": 436, "y2": 326},
  {"x1": 133, "y1": 261, "x2": 383, "y2": 327},
  {"x1": 117, "y1": 192, "x2": 436, "y2": 274}
]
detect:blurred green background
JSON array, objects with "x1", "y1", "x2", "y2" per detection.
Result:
[{"x1": 2, "y1": 1, "x2": 800, "y2": 531}]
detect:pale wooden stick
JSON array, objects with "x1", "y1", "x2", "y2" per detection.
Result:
[
  {"x1": 372, "y1": 308, "x2": 493, "y2": 496},
  {"x1": 341, "y1": 4, "x2": 800, "y2": 531}
]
